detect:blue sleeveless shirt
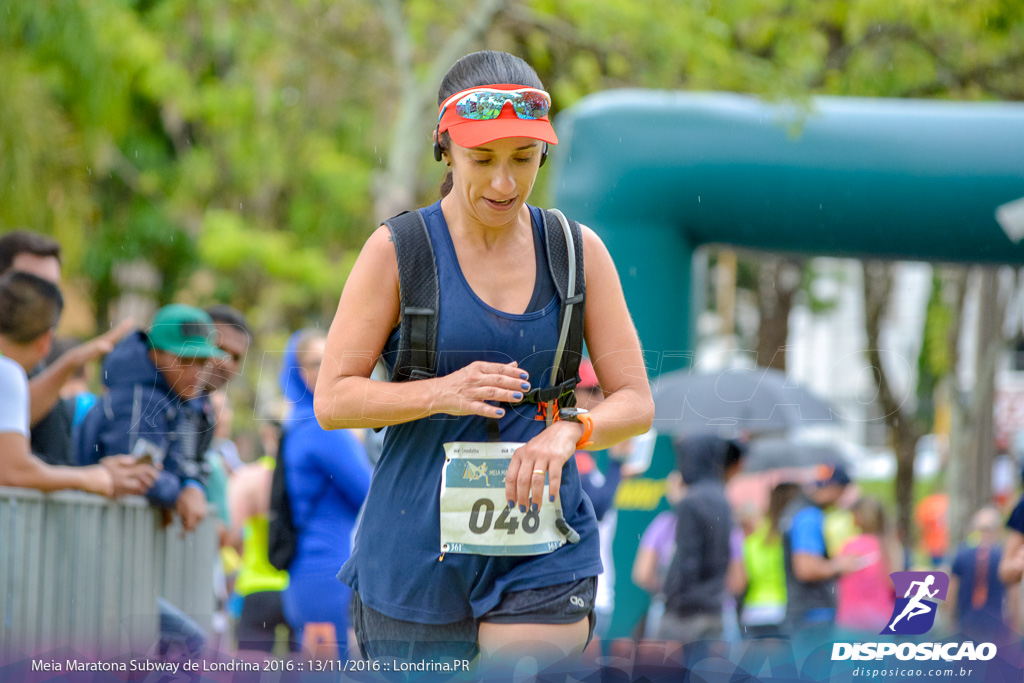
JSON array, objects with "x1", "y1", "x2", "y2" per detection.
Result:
[{"x1": 337, "y1": 201, "x2": 602, "y2": 624}]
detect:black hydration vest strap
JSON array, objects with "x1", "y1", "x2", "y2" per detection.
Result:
[
  {"x1": 385, "y1": 208, "x2": 586, "y2": 411},
  {"x1": 384, "y1": 211, "x2": 439, "y2": 382},
  {"x1": 538, "y1": 209, "x2": 587, "y2": 408},
  {"x1": 486, "y1": 417, "x2": 502, "y2": 443}
]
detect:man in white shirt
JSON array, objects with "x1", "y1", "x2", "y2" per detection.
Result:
[
  {"x1": 0, "y1": 229, "x2": 133, "y2": 464},
  {"x1": 0, "y1": 271, "x2": 154, "y2": 496}
]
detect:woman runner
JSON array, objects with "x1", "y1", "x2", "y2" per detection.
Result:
[{"x1": 314, "y1": 50, "x2": 653, "y2": 666}]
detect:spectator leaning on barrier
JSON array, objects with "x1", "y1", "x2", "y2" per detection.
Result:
[
  {"x1": 200, "y1": 305, "x2": 253, "y2": 525},
  {"x1": 0, "y1": 229, "x2": 133, "y2": 466},
  {"x1": 0, "y1": 230, "x2": 62, "y2": 284},
  {"x1": 201, "y1": 306, "x2": 250, "y2": 516},
  {"x1": 180, "y1": 305, "x2": 254, "y2": 652},
  {"x1": 0, "y1": 272, "x2": 155, "y2": 497},
  {"x1": 76, "y1": 304, "x2": 225, "y2": 531},
  {"x1": 204, "y1": 304, "x2": 252, "y2": 399}
]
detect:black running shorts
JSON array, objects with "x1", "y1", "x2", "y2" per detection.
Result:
[{"x1": 350, "y1": 576, "x2": 597, "y2": 663}]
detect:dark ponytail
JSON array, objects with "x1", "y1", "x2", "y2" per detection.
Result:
[{"x1": 436, "y1": 51, "x2": 544, "y2": 198}]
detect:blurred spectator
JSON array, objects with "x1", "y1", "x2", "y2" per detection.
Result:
[
  {"x1": 633, "y1": 470, "x2": 686, "y2": 638},
  {"x1": 45, "y1": 337, "x2": 98, "y2": 428},
  {"x1": 836, "y1": 497, "x2": 896, "y2": 633},
  {"x1": 201, "y1": 305, "x2": 251, "y2": 649},
  {"x1": 75, "y1": 304, "x2": 231, "y2": 658},
  {"x1": 722, "y1": 441, "x2": 749, "y2": 643},
  {"x1": 228, "y1": 429, "x2": 295, "y2": 654},
  {"x1": 206, "y1": 390, "x2": 235, "y2": 532},
  {"x1": 259, "y1": 417, "x2": 283, "y2": 459},
  {"x1": 208, "y1": 407, "x2": 244, "y2": 474},
  {"x1": 279, "y1": 329, "x2": 371, "y2": 656},
  {"x1": 76, "y1": 304, "x2": 225, "y2": 532},
  {"x1": 659, "y1": 434, "x2": 737, "y2": 642},
  {"x1": 731, "y1": 502, "x2": 761, "y2": 616},
  {"x1": 0, "y1": 230, "x2": 62, "y2": 283},
  {"x1": 201, "y1": 305, "x2": 253, "y2": 519},
  {"x1": 735, "y1": 502, "x2": 761, "y2": 539},
  {"x1": 0, "y1": 271, "x2": 154, "y2": 496},
  {"x1": 951, "y1": 507, "x2": 1015, "y2": 640},
  {"x1": 205, "y1": 304, "x2": 252, "y2": 397},
  {"x1": 0, "y1": 229, "x2": 132, "y2": 465},
  {"x1": 737, "y1": 482, "x2": 801, "y2": 639},
  {"x1": 780, "y1": 462, "x2": 857, "y2": 635},
  {"x1": 915, "y1": 492, "x2": 949, "y2": 567},
  {"x1": 999, "y1": 494, "x2": 1024, "y2": 636},
  {"x1": 1000, "y1": 492, "x2": 1024, "y2": 593}
]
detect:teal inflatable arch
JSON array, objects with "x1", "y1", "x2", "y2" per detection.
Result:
[{"x1": 550, "y1": 91, "x2": 1024, "y2": 637}]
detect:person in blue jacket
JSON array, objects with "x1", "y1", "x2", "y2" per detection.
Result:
[
  {"x1": 279, "y1": 328, "x2": 371, "y2": 655},
  {"x1": 74, "y1": 303, "x2": 226, "y2": 656},
  {"x1": 75, "y1": 304, "x2": 223, "y2": 530},
  {"x1": 312, "y1": 50, "x2": 654, "y2": 667}
]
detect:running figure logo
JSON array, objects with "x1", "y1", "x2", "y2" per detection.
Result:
[
  {"x1": 463, "y1": 461, "x2": 492, "y2": 487},
  {"x1": 881, "y1": 571, "x2": 950, "y2": 635}
]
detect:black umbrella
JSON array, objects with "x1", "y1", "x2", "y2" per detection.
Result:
[
  {"x1": 651, "y1": 366, "x2": 838, "y2": 436},
  {"x1": 741, "y1": 438, "x2": 850, "y2": 473}
]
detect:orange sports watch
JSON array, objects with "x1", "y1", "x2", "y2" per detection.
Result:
[{"x1": 558, "y1": 408, "x2": 594, "y2": 450}]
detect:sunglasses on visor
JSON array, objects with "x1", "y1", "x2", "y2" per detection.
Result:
[{"x1": 440, "y1": 88, "x2": 552, "y2": 122}]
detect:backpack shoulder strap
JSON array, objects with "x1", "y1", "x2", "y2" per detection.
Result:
[
  {"x1": 383, "y1": 208, "x2": 585, "y2": 402},
  {"x1": 267, "y1": 429, "x2": 296, "y2": 571},
  {"x1": 537, "y1": 208, "x2": 586, "y2": 407},
  {"x1": 384, "y1": 210, "x2": 439, "y2": 382}
]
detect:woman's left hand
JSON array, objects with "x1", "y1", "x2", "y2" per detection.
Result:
[{"x1": 505, "y1": 420, "x2": 584, "y2": 513}]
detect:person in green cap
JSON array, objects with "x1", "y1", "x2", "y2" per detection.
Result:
[{"x1": 75, "y1": 303, "x2": 226, "y2": 531}]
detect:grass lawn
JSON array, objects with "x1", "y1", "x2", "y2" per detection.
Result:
[{"x1": 856, "y1": 474, "x2": 941, "y2": 511}]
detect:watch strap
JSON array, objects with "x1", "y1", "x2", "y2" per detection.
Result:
[{"x1": 575, "y1": 414, "x2": 594, "y2": 450}]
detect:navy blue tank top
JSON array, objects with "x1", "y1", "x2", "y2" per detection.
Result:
[{"x1": 338, "y1": 201, "x2": 602, "y2": 624}]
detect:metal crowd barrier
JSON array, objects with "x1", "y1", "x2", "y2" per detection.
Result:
[{"x1": 0, "y1": 487, "x2": 216, "y2": 658}]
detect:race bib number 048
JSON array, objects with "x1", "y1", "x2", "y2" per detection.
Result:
[{"x1": 440, "y1": 442, "x2": 566, "y2": 556}]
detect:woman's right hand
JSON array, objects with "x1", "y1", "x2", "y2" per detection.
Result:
[{"x1": 430, "y1": 361, "x2": 530, "y2": 419}]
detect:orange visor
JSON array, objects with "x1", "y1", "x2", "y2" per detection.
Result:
[{"x1": 437, "y1": 83, "x2": 558, "y2": 149}]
